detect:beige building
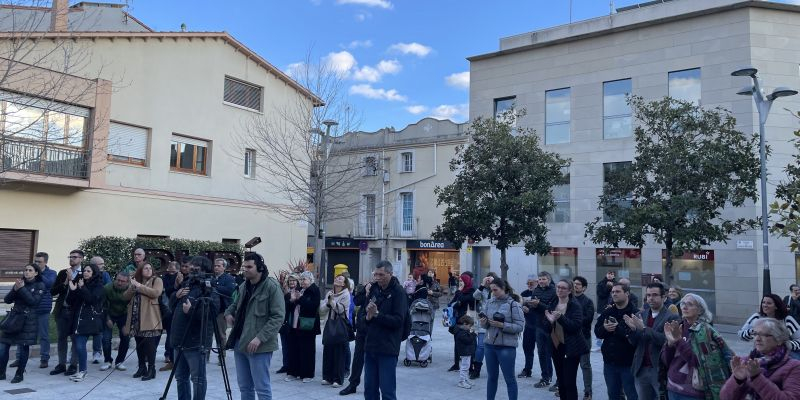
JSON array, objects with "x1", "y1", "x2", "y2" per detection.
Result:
[
  {"x1": 0, "y1": 2, "x2": 315, "y2": 278},
  {"x1": 322, "y1": 118, "x2": 469, "y2": 286},
  {"x1": 469, "y1": 0, "x2": 800, "y2": 323}
]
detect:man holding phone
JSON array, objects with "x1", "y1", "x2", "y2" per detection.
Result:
[{"x1": 594, "y1": 282, "x2": 638, "y2": 400}]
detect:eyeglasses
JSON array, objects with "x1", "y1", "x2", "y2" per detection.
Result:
[{"x1": 68, "y1": 256, "x2": 82, "y2": 259}]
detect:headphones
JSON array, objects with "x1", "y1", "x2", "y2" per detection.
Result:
[{"x1": 251, "y1": 253, "x2": 267, "y2": 274}]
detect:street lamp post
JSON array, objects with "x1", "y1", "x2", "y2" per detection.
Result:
[
  {"x1": 731, "y1": 66, "x2": 798, "y2": 297},
  {"x1": 317, "y1": 119, "x2": 338, "y2": 288}
]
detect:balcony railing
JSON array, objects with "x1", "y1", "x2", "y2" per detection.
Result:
[{"x1": 1, "y1": 139, "x2": 88, "y2": 179}]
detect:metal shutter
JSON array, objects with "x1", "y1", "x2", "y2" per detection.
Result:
[
  {"x1": 0, "y1": 229, "x2": 35, "y2": 280},
  {"x1": 171, "y1": 135, "x2": 207, "y2": 147},
  {"x1": 223, "y1": 77, "x2": 262, "y2": 111},
  {"x1": 108, "y1": 122, "x2": 148, "y2": 160}
]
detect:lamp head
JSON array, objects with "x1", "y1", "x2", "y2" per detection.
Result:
[
  {"x1": 322, "y1": 119, "x2": 339, "y2": 128},
  {"x1": 736, "y1": 86, "x2": 754, "y2": 96},
  {"x1": 767, "y1": 87, "x2": 798, "y2": 101},
  {"x1": 731, "y1": 66, "x2": 758, "y2": 77}
]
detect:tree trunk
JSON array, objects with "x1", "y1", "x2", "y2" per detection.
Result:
[
  {"x1": 664, "y1": 237, "x2": 673, "y2": 286},
  {"x1": 500, "y1": 247, "x2": 508, "y2": 281}
]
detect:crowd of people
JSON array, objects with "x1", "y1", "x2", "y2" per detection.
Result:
[{"x1": 5, "y1": 252, "x2": 800, "y2": 400}]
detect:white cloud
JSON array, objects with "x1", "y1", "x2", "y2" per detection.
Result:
[
  {"x1": 345, "y1": 39, "x2": 372, "y2": 49},
  {"x1": 429, "y1": 104, "x2": 469, "y2": 121},
  {"x1": 350, "y1": 84, "x2": 407, "y2": 101},
  {"x1": 285, "y1": 62, "x2": 306, "y2": 78},
  {"x1": 354, "y1": 12, "x2": 370, "y2": 22},
  {"x1": 388, "y1": 42, "x2": 432, "y2": 57},
  {"x1": 337, "y1": 0, "x2": 392, "y2": 9},
  {"x1": 322, "y1": 51, "x2": 357, "y2": 77},
  {"x1": 445, "y1": 71, "x2": 470, "y2": 90},
  {"x1": 352, "y1": 59, "x2": 402, "y2": 82},
  {"x1": 406, "y1": 105, "x2": 428, "y2": 115},
  {"x1": 377, "y1": 59, "x2": 401, "y2": 74}
]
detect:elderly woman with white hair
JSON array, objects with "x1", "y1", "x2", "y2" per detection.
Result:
[
  {"x1": 721, "y1": 317, "x2": 800, "y2": 400},
  {"x1": 285, "y1": 271, "x2": 321, "y2": 383},
  {"x1": 661, "y1": 293, "x2": 733, "y2": 400}
]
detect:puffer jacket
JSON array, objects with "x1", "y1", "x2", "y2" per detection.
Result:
[
  {"x1": 66, "y1": 277, "x2": 105, "y2": 336},
  {"x1": 0, "y1": 279, "x2": 45, "y2": 346},
  {"x1": 481, "y1": 294, "x2": 524, "y2": 347},
  {"x1": 36, "y1": 266, "x2": 56, "y2": 314},
  {"x1": 719, "y1": 352, "x2": 800, "y2": 400},
  {"x1": 472, "y1": 285, "x2": 492, "y2": 334}
]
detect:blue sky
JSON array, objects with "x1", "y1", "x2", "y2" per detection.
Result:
[{"x1": 127, "y1": 0, "x2": 799, "y2": 132}]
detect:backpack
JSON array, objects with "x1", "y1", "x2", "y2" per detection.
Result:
[{"x1": 442, "y1": 306, "x2": 456, "y2": 327}]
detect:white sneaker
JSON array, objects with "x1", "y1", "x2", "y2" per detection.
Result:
[
  {"x1": 458, "y1": 381, "x2": 472, "y2": 389},
  {"x1": 332, "y1": 382, "x2": 341, "y2": 388},
  {"x1": 302, "y1": 378, "x2": 314, "y2": 383},
  {"x1": 284, "y1": 375, "x2": 298, "y2": 382},
  {"x1": 92, "y1": 352, "x2": 102, "y2": 364},
  {"x1": 321, "y1": 380, "x2": 332, "y2": 385},
  {"x1": 99, "y1": 363, "x2": 112, "y2": 371},
  {"x1": 114, "y1": 363, "x2": 127, "y2": 371},
  {"x1": 466, "y1": 379, "x2": 475, "y2": 386},
  {"x1": 70, "y1": 371, "x2": 87, "y2": 382}
]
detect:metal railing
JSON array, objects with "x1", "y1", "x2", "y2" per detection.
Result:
[{"x1": 1, "y1": 139, "x2": 88, "y2": 179}]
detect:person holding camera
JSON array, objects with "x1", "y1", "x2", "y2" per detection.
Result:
[
  {"x1": 171, "y1": 256, "x2": 220, "y2": 399},
  {"x1": 225, "y1": 252, "x2": 285, "y2": 400},
  {"x1": 0, "y1": 263, "x2": 45, "y2": 383},
  {"x1": 479, "y1": 278, "x2": 524, "y2": 400},
  {"x1": 65, "y1": 262, "x2": 105, "y2": 382},
  {"x1": 594, "y1": 281, "x2": 638, "y2": 400},
  {"x1": 123, "y1": 263, "x2": 163, "y2": 381}
]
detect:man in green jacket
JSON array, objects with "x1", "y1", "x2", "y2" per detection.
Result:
[
  {"x1": 101, "y1": 271, "x2": 131, "y2": 371},
  {"x1": 225, "y1": 253, "x2": 284, "y2": 400}
]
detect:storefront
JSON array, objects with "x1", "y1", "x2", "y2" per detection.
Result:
[
  {"x1": 663, "y1": 249, "x2": 715, "y2": 314},
  {"x1": 325, "y1": 237, "x2": 361, "y2": 286},
  {"x1": 596, "y1": 248, "x2": 643, "y2": 296},
  {"x1": 538, "y1": 247, "x2": 578, "y2": 283},
  {"x1": 406, "y1": 240, "x2": 460, "y2": 287}
]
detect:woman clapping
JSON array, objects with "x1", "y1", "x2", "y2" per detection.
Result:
[{"x1": 0, "y1": 264, "x2": 45, "y2": 383}]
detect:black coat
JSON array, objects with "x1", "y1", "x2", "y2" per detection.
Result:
[
  {"x1": 596, "y1": 278, "x2": 615, "y2": 309},
  {"x1": 531, "y1": 283, "x2": 556, "y2": 329},
  {"x1": 52, "y1": 268, "x2": 79, "y2": 317},
  {"x1": 449, "y1": 325, "x2": 477, "y2": 358},
  {"x1": 543, "y1": 296, "x2": 589, "y2": 358},
  {"x1": 291, "y1": 284, "x2": 321, "y2": 335},
  {"x1": 594, "y1": 300, "x2": 637, "y2": 366},
  {"x1": 353, "y1": 284, "x2": 369, "y2": 338},
  {"x1": 169, "y1": 285, "x2": 220, "y2": 349},
  {"x1": 364, "y1": 277, "x2": 407, "y2": 356},
  {"x1": 449, "y1": 288, "x2": 476, "y2": 319},
  {"x1": 66, "y1": 278, "x2": 105, "y2": 336},
  {"x1": 573, "y1": 293, "x2": 596, "y2": 340},
  {"x1": 1, "y1": 279, "x2": 44, "y2": 346}
]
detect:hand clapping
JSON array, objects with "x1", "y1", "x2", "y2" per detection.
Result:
[
  {"x1": 545, "y1": 310, "x2": 561, "y2": 323},
  {"x1": 623, "y1": 314, "x2": 644, "y2": 331},
  {"x1": 68, "y1": 279, "x2": 77, "y2": 291},
  {"x1": 664, "y1": 320, "x2": 683, "y2": 345},
  {"x1": 731, "y1": 356, "x2": 761, "y2": 380}
]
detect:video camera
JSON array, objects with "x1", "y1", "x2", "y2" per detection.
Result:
[{"x1": 182, "y1": 271, "x2": 216, "y2": 296}]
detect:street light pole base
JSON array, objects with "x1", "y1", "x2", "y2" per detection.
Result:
[{"x1": 763, "y1": 268, "x2": 772, "y2": 297}]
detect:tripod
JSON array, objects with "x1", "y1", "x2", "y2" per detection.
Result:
[{"x1": 160, "y1": 293, "x2": 233, "y2": 400}]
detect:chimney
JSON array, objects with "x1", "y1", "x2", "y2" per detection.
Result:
[{"x1": 50, "y1": 0, "x2": 68, "y2": 32}]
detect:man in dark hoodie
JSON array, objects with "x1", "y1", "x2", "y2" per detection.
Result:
[
  {"x1": 363, "y1": 260, "x2": 407, "y2": 400},
  {"x1": 340, "y1": 280, "x2": 371, "y2": 396},
  {"x1": 594, "y1": 282, "x2": 638, "y2": 400},
  {"x1": 529, "y1": 271, "x2": 556, "y2": 390}
]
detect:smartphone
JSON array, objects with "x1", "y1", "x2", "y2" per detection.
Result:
[
  {"x1": 607, "y1": 316, "x2": 617, "y2": 324},
  {"x1": 478, "y1": 312, "x2": 487, "y2": 319}
]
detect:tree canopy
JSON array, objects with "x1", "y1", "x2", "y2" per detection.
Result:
[
  {"x1": 770, "y1": 115, "x2": 800, "y2": 252},
  {"x1": 585, "y1": 96, "x2": 761, "y2": 283}
]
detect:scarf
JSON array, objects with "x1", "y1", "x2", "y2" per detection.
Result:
[
  {"x1": 749, "y1": 345, "x2": 788, "y2": 378},
  {"x1": 460, "y1": 273, "x2": 473, "y2": 293}
]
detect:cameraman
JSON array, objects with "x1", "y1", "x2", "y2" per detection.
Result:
[
  {"x1": 225, "y1": 252, "x2": 284, "y2": 400},
  {"x1": 171, "y1": 256, "x2": 220, "y2": 400}
]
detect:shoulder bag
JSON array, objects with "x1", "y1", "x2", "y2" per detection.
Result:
[
  {"x1": 0, "y1": 309, "x2": 27, "y2": 334},
  {"x1": 322, "y1": 310, "x2": 353, "y2": 345}
]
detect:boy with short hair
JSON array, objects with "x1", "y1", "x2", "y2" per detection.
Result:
[{"x1": 450, "y1": 315, "x2": 477, "y2": 389}]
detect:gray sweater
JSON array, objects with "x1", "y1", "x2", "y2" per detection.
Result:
[{"x1": 480, "y1": 294, "x2": 524, "y2": 347}]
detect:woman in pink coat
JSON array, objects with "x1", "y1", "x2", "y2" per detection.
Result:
[{"x1": 720, "y1": 317, "x2": 800, "y2": 400}]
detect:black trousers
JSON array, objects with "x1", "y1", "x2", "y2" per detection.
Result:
[
  {"x1": 348, "y1": 334, "x2": 366, "y2": 386},
  {"x1": 287, "y1": 331, "x2": 316, "y2": 379},
  {"x1": 522, "y1": 324, "x2": 536, "y2": 371},
  {"x1": 553, "y1": 343, "x2": 580, "y2": 400},
  {"x1": 135, "y1": 336, "x2": 158, "y2": 368},
  {"x1": 322, "y1": 342, "x2": 348, "y2": 384}
]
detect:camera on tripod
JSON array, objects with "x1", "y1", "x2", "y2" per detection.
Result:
[{"x1": 182, "y1": 271, "x2": 216, "y2": 295}]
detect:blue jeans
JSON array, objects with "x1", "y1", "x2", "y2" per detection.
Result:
[
  {"x1": 475, "y1": 332, "x2": 486, "y2": 362},
  {"x1": 535, "y1": 328, "x2": 553, "y2": 381},
  {"x1": 102, "y1": 314, "x2": 130, "y2": 364},
  {"x1": 233, "y1": 344, "x2": 273, "y2": 400},
  {"x1": 522, "y1": 325, "x2": 536, "y2": 371},
  {"x1": 604, "y1": 363, "x2": 638, "y2": 400},
  {"x1": 175, "y1": 349, "x2": 206, "y2": 400},
  {"x1": 74, "y1": 335, "x2": 90, "y2": 372},
  {"x1": 484, "y1": 344, "x2": 518, "y2": 400},
  {"x1": 668, "y1": 391, "x2": 702, "y2": 400},
  {"x1": 363, "y1": 352, "x2": 397, "y2": 400},
  {"x1": 16, "y1": 313, "x2": 49, "y2": 363},
  {"x1": 1, "y1": 342, "x2": 29, "y2": 371}
]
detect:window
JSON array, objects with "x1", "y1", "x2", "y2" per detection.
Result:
[
  {"x1": 223, "y1": 76, "x2": 262, "y2": 112},
  {"x1": 244, "y1": 149, "x2": 255, "y2": 178},
  {"x1": 669, "y1": 68, "x2": 701, "y2": 105},
  {"x1": 400, "y1": 151, "x2": 414, "y2": 173},
  {"x1": 400, "y1": 192, "x2": 414, "y2": 235},
  {"x1": 548, "y1": 166, "x2": 570, "y2": 222},
  {"x1": 539, "y1": 247, "x2": 578, "y2": 283},
  {"x1": 170, "y1": 135, "x2": 209, "y2": 175},
  {"x1": 363, "y1": 194, "x2": 376, "y2": 237},
  {"x1": 603, "y1": 79, "x2": 632, "y2": 139},
  {"x1": 108, "y1": 122, "x2": 148, "y2": 166},
  {"x1": 603, "y1": 161, "x2": 633, "y2": 222},
  {"x1": 545, "y1": 88, "x2": 571, "y2": 144},
  {"x1": 363, "y1": 156, "x2": 377, "y2": 176},
  {"x1": 494, "y1": 96, "x2": 515, "y2": 120},
  {"x1": 1, "y1": 95, "x2": 88, "y2": 146}
]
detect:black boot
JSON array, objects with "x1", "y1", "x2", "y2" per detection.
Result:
[
  {"x1": 339, "y1": 383, "x2": 357, "y2": 395},
  {"x1": 470, "y1": 362, "x2": 482, "y2": 379},
  {"x1": 132, "y1": 363, "x2": 146, "y2": 378},
  {"x1": 0, "y1": 365, "x2": 6, "y2": 380},
  {"x1": 141, "y1": 364, "x2": 156, "y2": 381},
  {"x1": 447, "y1": 363, "x2": 459, "y2": 372},
  {"x1": 10, "y1": 368, "x2": 24, "y2": 384}
]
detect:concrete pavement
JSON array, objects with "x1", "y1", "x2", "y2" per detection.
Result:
[{"x1": 1, "y1": 314, "x2": 752, "y2": 400}]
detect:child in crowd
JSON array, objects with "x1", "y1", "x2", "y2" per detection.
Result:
[
  {"x1": 403, "y1": 274, "x2": 416, "y2": 296},
  {"x1": 449, "y1": 315, "x2": 477, "y2": 389}
]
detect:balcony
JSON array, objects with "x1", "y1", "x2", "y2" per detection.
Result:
[
  {"x1": 390, "y1": 218, "x2": 418, "y2": 238},
  {"x1": 1, "y1": 139, "x2": 89, "y2": 185}
]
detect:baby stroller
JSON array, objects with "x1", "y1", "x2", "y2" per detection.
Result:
[{"x1": 404, "y1": 298, "x2": 434, "y2": 367}]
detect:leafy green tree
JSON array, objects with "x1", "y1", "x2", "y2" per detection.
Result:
[
  {"x1": 433, "y1": 110, "x2": 568, "y2": 280},
  {"x1": 770, "y1": 117, "x2": 800, "y2": 252},
  {"x1": 585, "y1": 96, "x2": 760, "y2": 284}
]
